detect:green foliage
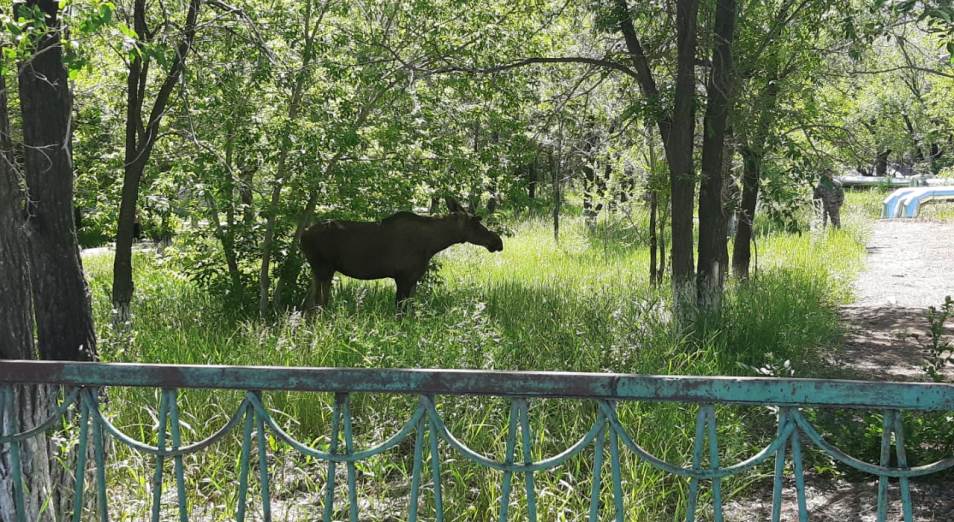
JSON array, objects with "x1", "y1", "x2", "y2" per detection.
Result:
[{"x1": 916, "y1": 295, "x2": 954, "y2": 382}]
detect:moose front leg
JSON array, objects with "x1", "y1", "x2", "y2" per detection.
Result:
[
  {"x1": 394, "y1": 275, "x2": 421, "y2": 313},
  {"x1": 306, "y1": 263, "x2": 334, "y2": 312}
]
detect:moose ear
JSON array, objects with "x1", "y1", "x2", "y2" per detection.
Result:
[{"x1": 445, "y1": 197, "x2": 464, "y2": 213}]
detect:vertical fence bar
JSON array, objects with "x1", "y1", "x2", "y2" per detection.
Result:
[
  {"x1": 236, "y1": 401, "x2": 255, "y2": 522},
  {"x1": 498, "y1": 401, "x2": 519, "y2": 522},
  {"x1": 770, "y1": 409, "x2": 788, "y2": 522},
  {"x1": 150, "y1": 390, "x2": 170, "y2": 522},
  {"x1": 427, "y1": 396, "x2": 445, "y2": 522},
  {"x1": 3, "y1": 386, "x2": 27, "y2": 522},
  {"x1": 408, "y1": 410, "x2": 426, "y2": 522},
  {"x1": 518, "y1": 399, "x2": 537, "y2": 522},
  {"x1": 588, "y1": 419, "x2": 605, "y2": 522},
  {"x1": 168, "y1": 389, "x2": 188, "y2": 522},
  {"x1": 607, "y1": 402, "x2": 624, "y2": 522},
  {"x1": 790, "y1": 428, "x2": 807, "y2": 522},
  {"x1": 90, "y1": 390, "x2": 109, "y2": 522},
  {"x1": 254, "y1": 392, "x2": 272, "y2": 522},
  {"x1": 686, "y1": 407, "x2": 707, "y2": 522},
  {"x1": 892, "y1": 412, "x2": 913, "y2": 522},
  {"x1": 72, "y1": 389, "x2": 92, "y2": 522},
  {"x1": 342, "y1": 394, "x2": 358, "y2": 522},
  {"x1": 877, "y1": 411, "x2": 892, "y2": 522},
  {"x1": 322, "y1": 394, "x2": 342, "y2": 522},
  {"x1": 705, "y1": 406, "x2": 723, "y2": 522}
]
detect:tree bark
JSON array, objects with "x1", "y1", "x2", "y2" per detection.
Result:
[
  {"x1": 0, "y1": 64, "x2": 32, "y2": 363},
  {"x1": 732, "y1": 146, "x2": 759, "y2": 279},
  {"x1": 731, "y1": 66, "x2": 780, "y2": 280},
  {"x1": 0, "y1": 62, "x2": 57, "y2": 522},
  {"x1": 112, "y1": 0, "x2": 202, "y2": 323},
  {"x1": 551, "y1": 125, "x2": 562, "y2": 242},
  {"x1": 696, "y1": 0, "x2": 737, "y2": 304},
  {"x1": 5, "y1": 6, "x2": 89, "y2": 519},
  {"x1": 646, "y1": 123, "x2": 660, "y2": 286},
  {"x1": 18, "y1": 0, "x2": 96, "y2": 361}
]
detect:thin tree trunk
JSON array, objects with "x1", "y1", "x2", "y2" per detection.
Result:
[
  {"x1": 649, "y1": 190, "x2": 658, "y2": 286},
  {"x1": 901, "y1": 112, "x2": 926, "y2": 164},
  {"x1": 112, "y1": 0, "x2": 202, "y2": 324},
  {"x1": 733, "y1": 147, "x2": 759, "y2": 279},
  {"x1": 615, "y1": 0, "x2": 699, "y2": 292},
  {"x1": 551, "y1": 133, "x2": 562, "y2": 243},
  {"x1": 581, "y1": 137, "x2": 598, "y2": 224},
  {"x1": 696, "y1": 0, "x2": 737, "y2": 305},
  {"x1": 647, "y1": 124, "x2": 659, "y2": 286},
  {"x1": 274, "y1": 82, "x2": 396, "y2": 310},
  {"x1": 527, "y1": 157, "x2": 537, "y2": 199},
  {"x1": 875, "y1": 148, "x2": 890, "y2": 176},
  {"x1": 258, "y1": 0, "x2": 321, "y2": 316},
  {"x1": 732, "y1": 73, "x2": 780, "y2": 280}
]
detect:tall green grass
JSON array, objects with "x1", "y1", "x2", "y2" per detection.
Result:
[{"x1": 80, "y1": 209, "x2": 867, "y2": 521}]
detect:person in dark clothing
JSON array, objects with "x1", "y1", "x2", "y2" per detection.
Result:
[{"x1": 813, "y1": 170, "x2": 845, "y2": 228}]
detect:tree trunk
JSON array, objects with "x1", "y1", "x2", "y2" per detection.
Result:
[
  {"x1": 527, "y1": 157, "x2": 537, "y2": 199},
  {"x1": 6, "y1": 6, "x2": 92, "y2": 518},
  {"x1": 614, "y1": 0, "x2": 699, "y2": 292},
  {"x1": 258, "y1": 0, "x2": 321, "y2": 316},
  {"x1": 732, "y1": 147, "x2": 760, "y2": 279},
  {"x1": 0, "y1": 64, "x2": 58, "y2": 522},
  {"x1": 731, "y1": 70, "x2": 780, "y2": 280},
  {"x1": 696, "y1": 0, "x2": 737, "y2": 305},
  {"x1": 112, "y1": 0, "x2": 202, "y2": 324},
  {"x1": 0, "y1": 65, "x2": 33, "y2": 364},
  {"x1": 581, "y1": 134, "x2": 598, "y2": 224},
  {"x1": 901, "y1": 112, "x2": 926, "y2": 164},
  {"x1": 18, "y1": 0, "x2": 96, "y2": 362},
  {"x1": 551, "y1": 147, "x2": 561, "y2": 242},
  {"x1": 875, "y1": 148, "x2": 890, "y2": 176},
  {"x1": 665, "y1": 0, "x2": 699, "y2": 295},
  {"x1": 647, "y1": 123, "x2": 660, "y2": 286},
  {"x1": 649, "y1": 189, "x2": 659, "y2": 286}
]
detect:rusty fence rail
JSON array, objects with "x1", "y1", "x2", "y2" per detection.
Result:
[{"x1": 1, "y1": 361, "x2": 953, "y2": 521}]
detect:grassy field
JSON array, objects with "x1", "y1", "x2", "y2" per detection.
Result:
[{"x1": 80, "y1": 201, "x2": 870, "y2": 520}]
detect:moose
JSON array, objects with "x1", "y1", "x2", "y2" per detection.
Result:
[{"x1": 300, "y1": 198, "x2": 503, "y2": 310}]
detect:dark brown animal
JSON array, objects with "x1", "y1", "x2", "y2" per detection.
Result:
[{"x1": 300, "y1": 198, "x2": 503, "y2": 309}]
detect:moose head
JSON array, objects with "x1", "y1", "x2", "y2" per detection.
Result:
[{"x1": 445, "y1": 197, "x2": 503, "y2": 253}]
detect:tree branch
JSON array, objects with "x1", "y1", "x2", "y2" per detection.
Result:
[{"x1": 428, "y1": 56, "x2": 640, "y2": 81}]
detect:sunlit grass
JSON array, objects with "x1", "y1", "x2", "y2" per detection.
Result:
[{"x1": 80, "y1": 208, "x2": 867, "y2": 520}]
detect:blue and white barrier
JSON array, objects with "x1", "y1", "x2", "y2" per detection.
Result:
[{"x1": 882, "y1": 186, "x2": 954, "y2": 218}]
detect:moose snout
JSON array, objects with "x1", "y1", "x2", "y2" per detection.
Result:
[{"x1": 487, "y1": 237, "x2": 504, "y2": 252}]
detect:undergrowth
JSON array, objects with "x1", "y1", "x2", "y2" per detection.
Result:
[{"x1": 79, "y1": 211, "x2": 867, "y2": 521}]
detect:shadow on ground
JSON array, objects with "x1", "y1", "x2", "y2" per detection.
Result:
[{"x1": 833, "y1": 305, "x2": 953, "y2": 382}]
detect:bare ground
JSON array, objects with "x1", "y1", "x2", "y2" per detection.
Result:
[
  {"x1": 729, "y1": 220, "x2": 954, "y2": 521},
  {"x1": 835, "y1": 220, "x2": 954, "y2": 382}
]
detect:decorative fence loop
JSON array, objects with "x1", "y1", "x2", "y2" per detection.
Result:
[{"x1": 2, "y1": 361, "x2": 954, "y2": 521}]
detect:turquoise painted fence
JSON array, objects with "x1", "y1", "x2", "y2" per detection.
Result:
[{"x1": 1, "y1": 361, "x2": 954, "y2": 521}]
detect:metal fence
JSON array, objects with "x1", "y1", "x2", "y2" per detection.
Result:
[{"x1": 1, "y1": 361, "x2": 953, "y2": 521}]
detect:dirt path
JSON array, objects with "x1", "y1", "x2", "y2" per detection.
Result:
[
  {"x1": 728, "y1": 220, "x2": 954, "y2": 521},
  {"x1": 835, "y1": 220, "x2": 954, "y2": 381}
]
